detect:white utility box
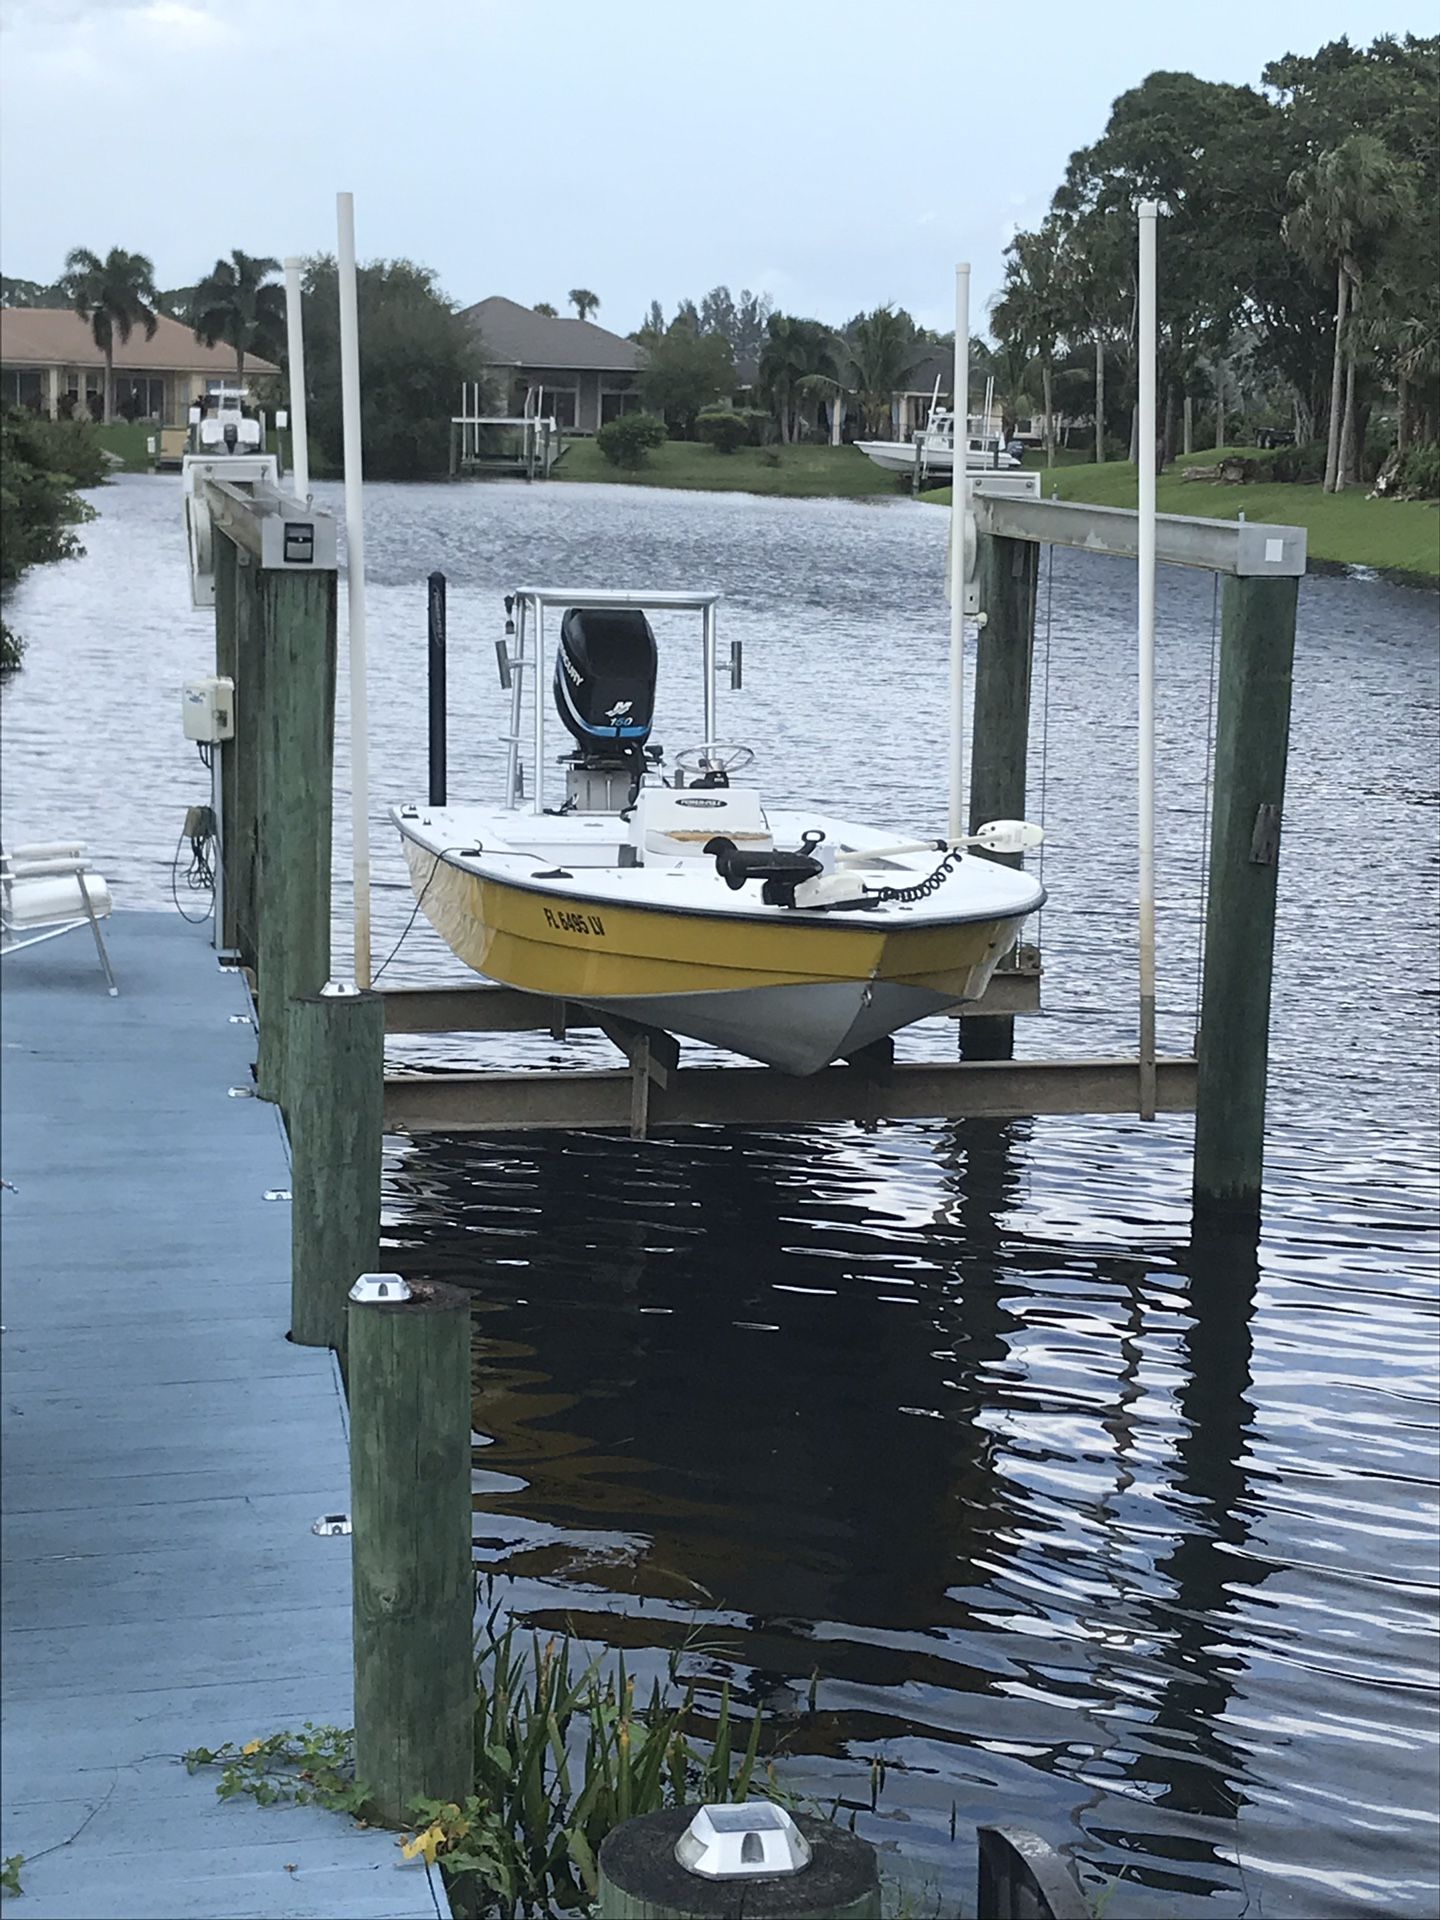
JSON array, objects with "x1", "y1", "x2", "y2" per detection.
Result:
[{"x1": 182, "y1": 675, "x2": 235, "y2": 743}]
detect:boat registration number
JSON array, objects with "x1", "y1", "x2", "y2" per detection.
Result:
[{"x1": 543, "y1": 907, "x2": 606, "y2": 937}]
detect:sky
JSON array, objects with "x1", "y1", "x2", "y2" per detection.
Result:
[{"x1": 0, "y1": 0, "x2": 1430, "y2": 336}]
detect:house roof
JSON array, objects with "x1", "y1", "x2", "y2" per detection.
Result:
[
  {"x1": 898, "y1": 350, "x2": 953, "y2": 398},
  {"x1": 460, "y1": 297, "x2": 644, "y2": 373},
  {"x1": 0, "y1": 308, "x2": 279, "y2": 376}
]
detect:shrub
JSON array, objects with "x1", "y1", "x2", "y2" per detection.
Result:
[
  {"x1": 1267, "y1": 440, "x2": 1326, "y2": 485},
  {"x1": 595, "y1": 411, "x2": 668, "y2": 470},
  {"x1": 21, "y1": 417, "x2": 109, "y2": 489},
  {"x1": 695, "y1": 409, "x2": 750, "y2": 454},
  {"x1": 1394, "y1": 443, "x2": 1440, "y2": 500}
]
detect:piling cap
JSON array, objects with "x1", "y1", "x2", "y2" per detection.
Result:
[
  {"x1": 321, "y1": 979, "x2": 362, "y2": 997},
  {"x1": 349, "y1": 1273, "x2": 412, "y2": 1304},
  {"x1": 676, "y1": 1803, "x2": 811, "y2": 1880}
]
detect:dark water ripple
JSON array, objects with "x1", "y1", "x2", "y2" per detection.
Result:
[{"x1": 3, "y1": 476, "x2": 1437, "y2": 1917}]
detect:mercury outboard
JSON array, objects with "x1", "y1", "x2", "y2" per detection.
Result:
[{"x1": 553, "y1": 607, "x2": 658, "y2": 810}]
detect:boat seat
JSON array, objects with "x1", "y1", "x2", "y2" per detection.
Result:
[{"x1": 630, "y1": 786, "x2": 773, "y2": 863}]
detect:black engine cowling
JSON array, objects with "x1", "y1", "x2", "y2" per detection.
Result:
[{"x1": 553, "y1": 608, "x2": 656, "y2": 762}]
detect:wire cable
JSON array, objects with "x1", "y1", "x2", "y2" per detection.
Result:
[
  {"x1": 169, "y1": 814, "x2": 217, "y2": 924},
  {"x1": 371, "y1": 848, "x2": 467, "y2": 984}
]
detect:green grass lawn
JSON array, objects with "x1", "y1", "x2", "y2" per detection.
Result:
[
  {"x1": 91, "y1": 422, "x2": 158, "y2": 472},
  {"x1": 553, "y1": 438, "x2": 906, "y2": 500},
  {"x1": 926, "y1": 449, "x2": 1440, "y2": 576}
]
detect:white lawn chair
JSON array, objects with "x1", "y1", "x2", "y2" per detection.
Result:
[{"x1": 0, "y1": 841, "x2": 118, "y2": 995}]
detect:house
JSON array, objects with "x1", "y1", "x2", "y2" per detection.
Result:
[
  {"x1": 0, "y1": 308, "x2": 279, "y2": 423},
  {"x1": 460, "y1": 297, "x2": 645, "y2": 435}
]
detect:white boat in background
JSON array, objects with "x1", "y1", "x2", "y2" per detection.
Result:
[
  {"x1": 181, "y1": 388, "x2": 278, "y2": 609},
  {"x1": 856, "y1": 408, "x2": 1022, "y2": 477},
  {"x1": 392, "y1": 589, "x2": 1045, "y2": 1077}
]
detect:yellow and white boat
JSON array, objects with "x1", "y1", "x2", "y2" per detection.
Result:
[{"x1": 392, "y1": 588, "x2": 1044, "y2": 1076}]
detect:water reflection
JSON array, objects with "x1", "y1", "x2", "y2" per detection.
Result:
[{"x1": 8, "y1": 478, "x2": 1436, "y2": 1917}]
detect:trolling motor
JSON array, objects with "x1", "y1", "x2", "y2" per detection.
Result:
[{"x1": 705, "y1": 829, "x2": 827, "y2": 908}]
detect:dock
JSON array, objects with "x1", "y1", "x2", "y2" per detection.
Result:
[{"x1": 0, "y1": 913, "x2": 447, "y2": 1920}]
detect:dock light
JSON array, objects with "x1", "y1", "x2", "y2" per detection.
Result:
[
  {"x1": 675, "y1": 1803, "x2": 812, "y2": 1880},
  {"x1": 349, "y1": 1273, "x2": 412, "y2": 1303}
]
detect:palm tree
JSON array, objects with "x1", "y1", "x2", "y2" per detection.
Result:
[
  {"x1": 191, "y1": 251, "x2": 286, "y2": 390},
  {"x1": 841, "y1": 307, "x2": 921, "y2": 436},
  {"x1": 532, "y1": 302, "x2": 558, "y2": 317},
  {"x1": 991, "y1": 221, "x2": 1069, "y2": 468},
  {"x1": 568, "y1": 289, "x2": 600, "y2": 321},
  {"x1": 1284, "y1": 135, "x2": 1414, "y2": 491},
  {"x1": 758, "y1": 315, "x2": 840, "y2": 443},
  {"x1": 63, "y1": 246, "x2": 159, "y2": 422}
]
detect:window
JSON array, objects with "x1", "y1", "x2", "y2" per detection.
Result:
[
  {"x1": 111, "y1": 374, "x2": 166, "y2": 421},
  {"x1": 2, "y1": 369, "x2": 43, "y2": 410},
  {"x1": 539, "y1": 388, "x2": 577, "y2": 430},
  {"x1": 601, "y1": 389, "x2": 643, "y2": 425}
]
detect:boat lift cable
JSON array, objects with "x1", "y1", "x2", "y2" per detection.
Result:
[
  {"x1": 1193, "y1": 572, "x2": 1222, "y2": 1036},
  {"x1": 371, "y1": 849, "x2": 463, "y2": 985}
]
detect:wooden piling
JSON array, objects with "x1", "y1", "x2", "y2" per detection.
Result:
[
  {"x1": 287, "y1": 986, "x2": 384, "y2": 1352},
  {"x1": 349, "y1": 1275, "x2": 475, "y2": 1829},
  {"x1": 254, "y1": 567, "x2": 337, "y2": 1106},
  {"x1": 1192, "y1": 572, "x2": 1299, "y2": 1227},
  {"x1": 216, "y1": 537, "x2": 263, "y2": 970},
  {"x1": 960, "y1": 532, "x2": 1038, "y2": 1063}
]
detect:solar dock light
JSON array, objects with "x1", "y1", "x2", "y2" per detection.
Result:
[{"x1": 596, "y1": 1801, "x2": 880, "y2": 1917}]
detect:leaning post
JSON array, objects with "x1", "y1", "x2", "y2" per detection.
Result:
[
  {"x1": 1192, "y1": 572, "x2": 1299, "y2": 1229},
  {"x1": 960, "y1": 530, "x2": 1038, "y2": 1062},
  {"x1": 254, "y1": 565, "x2": 338, "y2": 1106},
  {"x1": 288, "y1": 985, "x2": 384, "y2": 1353},
  {"x1": 349, "y1": 1274, "x2": 475, "y2": 1829}
]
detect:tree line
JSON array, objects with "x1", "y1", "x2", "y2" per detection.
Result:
[{"x1": 986, "y1": 32, "x2": 1438, "y2": 490}]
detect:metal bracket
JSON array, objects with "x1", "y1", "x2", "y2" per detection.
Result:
[
  {"x1": 1249, "y1": 803, "x2": 1281, "y2": 865},
  {"x1": 592, "y1": 1012, "x2": 682, "y2": 1139}
]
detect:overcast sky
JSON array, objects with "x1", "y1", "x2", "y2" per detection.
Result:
[{"x1": 0, "y1": 0, "x2": 1428, "y2": 336}]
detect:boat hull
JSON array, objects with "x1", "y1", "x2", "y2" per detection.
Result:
[{"x1": 402, "y1": 840, "x2": 1030, "y2": 1074}]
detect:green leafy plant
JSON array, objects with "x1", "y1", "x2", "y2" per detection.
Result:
[
  {"x1": 1, "y1": 1855, "x2": 23, "y2": 1898},
  {"x1": 595, "y1": 412, "x2": 668, "y2": 470},
  {"x1": 183, "y1": 1722, "x2": 368, "y2": 1815},
  {"x1": 411, "y1": 1613, "x2": 776, "y2": 1916},
  {"x1": 695, "y1": 409, "x2": 751, "y2": 454}
]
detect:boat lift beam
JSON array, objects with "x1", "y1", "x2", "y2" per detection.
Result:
[
  {"x1": 971, "y1": 495, "x2": 1306, "y2": 576},
  {"x1": 383, "y1": 1054, "x2": 1197, "y2": 1137},
  {"x1": 379, "y1": 963, "x2": 1041, "y2": 1038}
]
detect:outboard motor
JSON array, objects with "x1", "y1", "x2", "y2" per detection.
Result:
[{"x1": 553, "y1": 608, "x2": 658, "y2": 811}]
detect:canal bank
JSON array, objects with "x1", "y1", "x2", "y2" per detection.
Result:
[{"x1": 0, "y1": 913, "x2": 447, "y2": 1920}]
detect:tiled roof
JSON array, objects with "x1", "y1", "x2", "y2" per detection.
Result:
[
  {"x1": 460, "y1": 296, "x2": 644, "y2": 373},
  {"x1": 0, "y1": 308, "x2": 279, "y2": 375}
]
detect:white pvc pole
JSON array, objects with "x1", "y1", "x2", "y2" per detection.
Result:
[
  {"x1": 282, "y1": 256, "x2": 310, "y2": 501},
  {"x1": 336, "y1": 192, "x2": 372, "y2": 989},
  {"x1": 948, "y1": 264, "x2": 970, "y2": 841},
  {"x1": 1137, "y1": 201, "x2": 1158, "y2": 1119}
]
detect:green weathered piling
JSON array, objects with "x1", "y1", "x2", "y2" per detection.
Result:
[
  {"x1": 254, "y1": 567, "x2": 337, "y2": 1106},
  {"x1": 597, "y1": 1808, "x2": 881, "y2": 1919},
  {"x1": 349, "y1": 1276, "x2": 475, "y2": 1829},
  {"x1": 1193, "y1": 572, "x2": 1299, "y2": 1227},
  {"x1": 212, "y1": 531, "x2": 240, "y2": 956},
  {"x1": 216, "y1": 536, "x2": 263, "y2": 969},
  {"x1": 961, "y1": 532, "x2": 1039, "y2": 1063},
  {"x1": 287, "y1": 987, "x2": 384, "y2": 1353}
]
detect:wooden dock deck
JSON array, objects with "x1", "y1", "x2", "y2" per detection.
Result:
[{"x1": 1, "y1": 913, "x2": 447, "y2": 1919}]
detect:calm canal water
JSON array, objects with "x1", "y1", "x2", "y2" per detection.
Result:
[{"x1": 3, "y1": 475, "x2": 1437, "y2": 1917}]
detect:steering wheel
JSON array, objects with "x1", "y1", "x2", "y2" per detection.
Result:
[{"x1": 672, "y1": 742, "x2": 756, "y2": 777}]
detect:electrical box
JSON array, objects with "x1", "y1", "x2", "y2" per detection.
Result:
[{"x1": 182, "y1": 675, "x2": 235, "y2": 743}]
